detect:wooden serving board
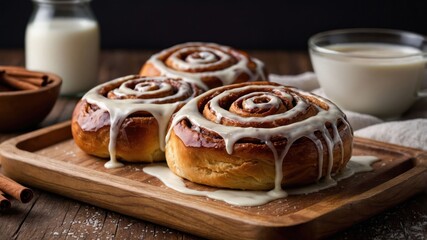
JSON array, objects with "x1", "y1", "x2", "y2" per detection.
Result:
[{"x1": 0, "y1": 121, "x2": 426, "y2": 240}]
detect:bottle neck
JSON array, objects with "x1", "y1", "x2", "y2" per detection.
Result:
[
  {"x1": 29, "y1": 0, "x2": 95, "y2": 23},
  {"x1": 32, "y1": 0, "x2": 92, "y2": 4}
]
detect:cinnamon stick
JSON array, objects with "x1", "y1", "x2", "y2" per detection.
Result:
[
  {"x1": 0, "y1": 190, "x2": 11, "y2": 211},
  {"x1": 0, "y1": 68, "x2": 47, "y2": 79},
  {"x1": 0, "y1": 68, "x2": 52, "y2": 91},
  {"x1": 19, "y1": 76, "x2": 49, "y2": 87},
  {"x1": 0, "y1": 73, "x2": 40, "y2": 91},
  {"x1": 0, "y1": 174, "x2": 33, "y2": 203}
]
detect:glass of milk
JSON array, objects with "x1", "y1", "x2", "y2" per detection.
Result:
[
  {"x1": 309, "y1": 29, "x2": 427, "y2": 119},
  {"x1": 25, "y1": 0, "x2": 100, "y2": 96}
]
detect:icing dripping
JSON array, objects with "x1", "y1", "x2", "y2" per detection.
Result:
[
  {"x1": 82, "y1": 75, "x2": 198, "y2": 168},
  {"x1": 166, "y1": 84, "x2": 353, "y2": 198},
  {"x1": 143, "y1": 156, "x2": 379, "y2": 206}
]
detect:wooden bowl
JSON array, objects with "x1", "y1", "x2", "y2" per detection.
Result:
[{"x1": 0, "y1": 66, "x2": 62, "y2": 132}]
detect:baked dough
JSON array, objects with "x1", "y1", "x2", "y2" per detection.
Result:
[
  {"x1": 72, "y1": 75, "x2": 203, "y2": 165},
  {"x1": 140, "y1": 42, "x2": 267, "y2": 90},
  {"x1": 165, "y1": 82, "x2": 353, "y2": 190}
]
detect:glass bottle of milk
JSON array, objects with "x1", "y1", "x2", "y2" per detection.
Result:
[{"x1": 25, "y1": 0, "x2": 100, "y2": 96}]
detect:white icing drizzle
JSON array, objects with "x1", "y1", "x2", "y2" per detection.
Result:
[
  {"x1": 321, "y1": 124, "x2": 335, "y2": 180},
  {"x1": 335, "y1": 156, "x2": 379, "y2": 181},
  {"x1": 143, "y1": 156, "x2": 379, "y2": 206},
  {"x1": 186, "y1": 51, "x2": 217, "y2": 64},
  {"x1": 307, "y1": 133, "x2": 324, "y2": 181},
  {"x1": 265, "y1": 140, "x2": 292, "y2": 194},
  {"x1": 147, "y1": 42, "x2": 266, "y2": 90},
  {"x1": 113, "y1": 81, "x2": 174, "y2": 98},
  {"x1": 241, "y1": 92, "x2": 281, "y2": 111},
  {"x1": 172, "y1": 47, "x2": 230, "y2": 70},
  {"x1": 82, "y1": 75, "x2": 198, "y2": 169},
  {"x1": 166, "y1": 84, "x2": 353, "y2": 198}
]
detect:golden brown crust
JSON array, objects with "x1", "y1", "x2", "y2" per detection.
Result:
[
  {"x1": 71, "y1": 75, "x2": 203, "y2": 163},
  {"x1": 72, "y1": 100, "x2": 164, "y2": 162},
  {"x1": 166, "y1": 120, "x2": 352, "y2": 190},
  {"x1": 139, "y1": 42, "x2": 268, "y2": 89},
  {"x1": 165, "y1": 82, "x2": 354, "y2": 190}
]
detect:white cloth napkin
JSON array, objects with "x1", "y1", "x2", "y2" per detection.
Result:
[{"x1": 270, "y1": 72, "x2": 427, "y2": 151}]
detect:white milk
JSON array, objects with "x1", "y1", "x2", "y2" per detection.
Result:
[
  {"x1": 25, "y1": 18, "x2": 100, "y2": 95},
  {"x1": 310, "y1": 43, "x2": 425, "y2": 118}
]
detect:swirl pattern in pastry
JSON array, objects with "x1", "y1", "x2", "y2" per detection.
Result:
[
  {"x1": 165, "y1": 82, "x2": 353, "y2": 191},
  {"x1": 140, "y1": 42, "x2": 267, "y2": 90},
  {"x1": 71, "y1": 75, "x2": 203, "y2": 168}
]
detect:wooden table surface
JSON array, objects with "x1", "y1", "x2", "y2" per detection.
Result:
[{"x1": 1, "y1": 49, "x2": 426, "y2": 240}]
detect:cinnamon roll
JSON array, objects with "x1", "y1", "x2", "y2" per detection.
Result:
[
  {"x1": 165, "y1": 82, "x2": 353, "y2": 190},
  {"x1": 140, "y1": 42, "x2": 267, "y2": 90},
  {"x1": 71, "y1": 75, "x2": 203, "y2": 168}
]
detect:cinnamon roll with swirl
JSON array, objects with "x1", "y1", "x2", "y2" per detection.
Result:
[
  {"x1": 165, "y1": 82, "x2": 353, "y2": 191},
  {"x1": 72, "y1": 75, "x2": 203, "y2": 168},
  {"x1": 140, "y1": 42, "x2": 267, "y2": 90}
]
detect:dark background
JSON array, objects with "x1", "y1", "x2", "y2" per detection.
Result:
[{"x1": 1, "y1": 0, "x2": 426, "y2": 50}]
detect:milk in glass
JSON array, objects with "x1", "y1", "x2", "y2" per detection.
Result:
[
  {"x1": 311, "y1": 43, "x2": 425, "y2": 118},
  {"x1": 25, "y1": 0, "x2": 100, "y2": 96}
]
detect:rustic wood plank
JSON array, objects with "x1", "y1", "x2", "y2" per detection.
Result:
[
  {"x1": 0, "y1": 121, "x2": 426, "y2": 239},
  {"x1": 331, "y1": 192, "x2": 427, "y2": 239},
  {"x1": 0, "y1": 189, "x2": 40, "y2": 240},
  {"x1": 11, "y1": 191, "x2": 77, "y2": 240},
  {"x1": 66, "y1": 204, "x2": 113, "y2": 239}
]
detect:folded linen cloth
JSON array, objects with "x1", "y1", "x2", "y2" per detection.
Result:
[
  {"x1": 270, "y1": 72, "x2": 427, "y2": 151},
  {"x1": 356, "y1": 119, "x2": 427, "y2": 151}
]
